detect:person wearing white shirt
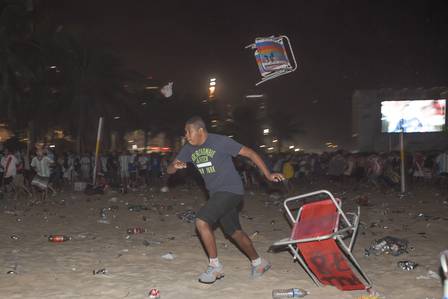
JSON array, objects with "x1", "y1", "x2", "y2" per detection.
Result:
[
  {"x1": 1, "y1": 149, "x2": 19, "y2": 188},
  {"x1": 31, "y1": 151, "x2": 53, "y2": 178},
  {"x1": 30, "y1": 150, "x2": 55, "y2": 195},
  {"x1": 80, "y1": 154, "x2": 91, "y2": 181},
  {"x1": 119, "y1": 151, "x2": 131, "y2": 193},
  {"x1": 435, "y1": 151, "x2": 448, "y2": 175}
]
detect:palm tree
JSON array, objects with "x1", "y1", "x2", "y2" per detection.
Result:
[
  {"x1": 51, "y1": 29, "x2": 139, "y2": 152},
  {"x1": 0, "y1": 0, "x2": 38, "y2": 130}
]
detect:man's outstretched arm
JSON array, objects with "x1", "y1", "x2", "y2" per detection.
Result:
[
  {"x1": 238, "y1": 146, "x2": 285, "y2": 182},
  {"x1": 167, "y1": 159, "x2": 187, "y2": 174}
]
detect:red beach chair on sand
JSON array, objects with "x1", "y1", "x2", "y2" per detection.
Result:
[{"x1": 272, "y1": 190, "x2": 372, "y2": 291}]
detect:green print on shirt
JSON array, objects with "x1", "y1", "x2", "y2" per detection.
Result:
[{"x1": 191, "y1": 148, "x2": 216, "y2": 175}]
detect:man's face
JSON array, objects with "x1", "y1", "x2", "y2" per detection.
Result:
[{"x1": 185, "y1": 124, "x2": 202, "y2": 146}]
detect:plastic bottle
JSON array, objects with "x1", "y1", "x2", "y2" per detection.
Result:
[
  {"x1": 272, "y1": 288, "x2": 308, "y2": 298},
  {"x1": 48, "y1": 235, "x2": 71, "y2": 242},
  {"x1": 126, "y1": 227, "x2": 146, "y2": 235}
]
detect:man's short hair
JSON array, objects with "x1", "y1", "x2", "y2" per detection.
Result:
[{"x1": 186, "y1": 116, "x2": 207, "y2": 131}]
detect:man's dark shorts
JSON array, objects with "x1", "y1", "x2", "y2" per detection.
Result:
[{"x1": 196, "y1": 191, "x2": 243, "y2": 236}]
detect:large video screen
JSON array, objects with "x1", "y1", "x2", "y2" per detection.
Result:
[{"x1": 381, "y1": 99, "x2": 446, "y2": 133}]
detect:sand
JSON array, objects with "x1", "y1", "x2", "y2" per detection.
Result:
[{"x1": 1, "y1": 181, "x2": 447, "y2": 299}]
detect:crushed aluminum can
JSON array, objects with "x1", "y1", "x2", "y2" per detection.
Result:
[
  {"x1": 148, "y1": 288, "x2": 160, "y2": 298},
  {"x1": 397, "y1": 260, "x2": 418, "y2": 271},
  {"x1": 176, "y1": 209, "x2": 196, "y2": 223},
  {"x1": 93, "y1": 268, "x2": 107, "y2": 275},
  {"x1": 161, "y1": 252, "x2": 176, "y2": 260},
  {"x1": 99, "y1": 207, "x2": 109, "y2": 219},
  {"x1": 143, "y1": 240, "x2": 162, "y2": 246},
  {"x1": 365, "y1": 236, "x2": 408, "y2": 256},
  {"x1": 128, "y1": 205, "x2": 148, "y2": 212},
  {"x1": 126, "y1": 227, "x2": 146, "y2": 235}
]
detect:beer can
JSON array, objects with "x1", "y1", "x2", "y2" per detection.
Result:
[{"x1": 148, "y1": 288, "x2": 160, "y2": 298}]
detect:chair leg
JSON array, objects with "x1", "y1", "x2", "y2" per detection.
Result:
[
  {"x1": 288, "y1": 244, "x2": 322, "y2": 287},
  {"x1": 47, "y1": 185, "x2": 56, "y2": 195},
  {"x1": 337, "y1": 237, "x2": 372, "y2": 288}
]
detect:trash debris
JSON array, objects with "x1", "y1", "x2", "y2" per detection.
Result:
[
  {"x1": 74, "y1": 181, "x2": 87, "y2": 192},
  {"x1": 364, "y1": 236, "x2": 408, "y2": 256},
  {"x1": 126, "y1": 227, "x2": 146, "y2": 235},
  {"x1": 160, "y1": 186, "x2": 169, "y2": 193},
  {"x1": 272, "y1": 287, "x2": 308, "y2": 298},
  {"x1": 48, "y1": 235, "x2": 71, "y2": 242},
  {"x1": 441, "y1": 250, "x2": 448, "y2": 276},
  {"x1": 269, "y1": 193, "x2": 282, "y2": 200},
  {"x1": 416, "y1": 270, "x2": 440, "y2": 280},
  {"x1": 176, "y1": 209, "x2": 196, "y2": 223},
  {"x1": 250, "y1": 231, "x2": 259, "y2": 240},
  {"x1": 93, "y1": 268, "x2": 107, "y2": 275},
  {"x1": 100, "y1": 207, "x2": 109, "y2": 219},
  {"x1": 143, "y1": 240, "x2": 162, "y2": 246},
  {"x1": 241, "y1": 213, "x2": 254, "y2": 221},
  {"x1": 6, "y1": 270, "x2": 17, "y2": 275},
  {"x1": 10, "y1": 235, "x2": 19, "y2": 240},
  {"x1": 97, "y1": 219, "x2": 110, "y2": 224},
  {"x1": 127, "y1": 205, "x2": 148, "y2": 212},
  {"x1": 148, "y1": 288, "x2": 161, "y2": 299},
  {"x1": 84, "y1": 184, "x2": 104, "y2": 195},
  {"x1": 397, "y1": 260, "x2": 418, "y2": 271},
  {"x1": 353, "y1": 195, "x2": 370, "y2": 206},
  {"x1": 161, "y1": 252, "x2": 176, "y2": 260}
]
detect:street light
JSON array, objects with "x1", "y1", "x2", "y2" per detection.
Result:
[{"x1": 208, "y1": 78, "x2": 216, "y2": 99}]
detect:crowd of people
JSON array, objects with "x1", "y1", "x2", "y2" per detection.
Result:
[
  {"x1": 236, "y1": 149, "x2": 448, "y2": 192},
  {"x1": 1, "y1": 145, "x2": 447, "y2": 199},
  {"x1": 0, "y1": 146, "x2": 173, "y2": 198}
]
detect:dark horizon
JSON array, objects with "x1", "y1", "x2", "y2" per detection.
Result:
[{"x1": 46, "y1": 0, "x2": 448, "y2": 150}]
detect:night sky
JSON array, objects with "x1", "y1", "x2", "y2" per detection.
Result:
[{"x1": 47, "y1": 0, "x2": 448, "y2": 150}]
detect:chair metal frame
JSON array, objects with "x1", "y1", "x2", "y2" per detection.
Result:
[
  {"x1": 272, "y1": 189, "x2": 372, "y2": 289},
  {"x1": 246, "y1": 35, "x2": 298, "y2": 86}
]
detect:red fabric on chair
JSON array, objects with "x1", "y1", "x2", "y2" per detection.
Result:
[
  {"x1": 291, "y1": 199, "x2": 339, "y2": 240},
  {"x1": 291, "y1": 199, "x2": 366, "y2": 291},
  {"x1": 298, "y1": 240, "x2": 366, "y2": 291}
]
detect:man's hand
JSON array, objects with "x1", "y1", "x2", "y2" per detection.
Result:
[
  {"x1": 173, "y1": 160, "x2": 187, "y2": 169},
  {"x1": 167, "y1": 159, "x2": 187, "y2": 174},
  {"x1": 267, "y1": 172, "x2": 285, "y2": 182}
]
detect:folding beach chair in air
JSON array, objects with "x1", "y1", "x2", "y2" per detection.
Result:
[
  {"x1": 272, "y1": 190, "x2": 372, "y2": 291},
  {"x1": 246, "y1": 35, "x2": 298, "y2": 86}
]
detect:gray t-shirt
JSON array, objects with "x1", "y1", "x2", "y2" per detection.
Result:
[{"x1": 176, "y1": 133, "x2": 244, "y2": 195}]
